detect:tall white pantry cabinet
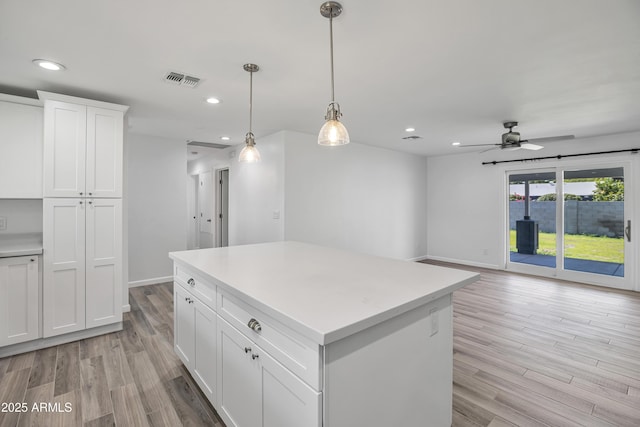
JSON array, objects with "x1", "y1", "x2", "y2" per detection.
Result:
[{"x1": 39, "y1": 91, "x2": 128, "y2": 339}]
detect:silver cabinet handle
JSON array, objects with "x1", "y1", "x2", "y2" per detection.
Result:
[
  {"x1": 247, "y1": 318, "x2": 262, "y2": 332},
  {"x1": 251, "y1": 354, "x2": 259, "y2": 360},
  {"x1": 185, "y1": 297, "x2": 194, "y2": 304},
  {"x1": 79, "y1": 192, "x2": 83, "y2": 196},
  {"x1": 187, "y1": 278, "x2": 195, "y2": 287},
  {"x1": 79, "y1": 201, "x2": 83, "y2": 205},
  {"x1": 625, "y1": 220, "x2": 631, "y2": 242},
  {"x1": 88, "y1": 192, "x2": 92, "y2": 196},
  {"x1": 244, "y1": 347, "x2": 252, "y2": 353}
]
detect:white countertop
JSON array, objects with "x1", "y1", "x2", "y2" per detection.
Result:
[
  {"x1": 0, "y1": 233, "x2": 43, "y2": 258},
  {"x1": 170, "y1": 241, "x2": 479, "y2": 345}
]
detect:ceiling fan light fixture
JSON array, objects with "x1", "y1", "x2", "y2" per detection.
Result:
[
  {"x1": 239, "y1": 63, "x2": 261, "y2": 163},
  {"x1": 520, "y1": 142, "x2": 543, "y2": 151},
  {"x1": 318, "y1": 1, "x2": 349, "y2": 146}
]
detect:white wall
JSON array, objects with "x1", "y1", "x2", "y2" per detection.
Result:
[
  {"x1": 127, "y1": 134, "x2": 187, "y2": 285},
  {"x1": 0, "y1": 199, "x2": 43, "y2": 234},
  {"x1": 426, "y1": 131, "x2": 640, "y2": 278},
  {"x1": 228, "y1": 132, "x2": 285, "y2": 245},
  {"x1": 283, "y1": 131, "x2": 428, "y2": 260}
]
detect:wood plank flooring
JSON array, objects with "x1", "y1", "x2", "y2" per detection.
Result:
[
  {"x1": 1, "y1": 268, "x2": 639, "y2": 426},
  {"x1": 421, "y1": 261, "x2": 640, "y2": 427},
  {"x1": 0, "y1": 283, "x2": 223, "y2": 427}
]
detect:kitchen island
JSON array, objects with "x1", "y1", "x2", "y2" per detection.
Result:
[{"x1": 170, "y1": 241, "x2": 479, "y2": 427}]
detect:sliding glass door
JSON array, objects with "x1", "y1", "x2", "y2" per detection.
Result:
[{"x1": 507, "y1": 163, "x2": 633, "y2": 289}]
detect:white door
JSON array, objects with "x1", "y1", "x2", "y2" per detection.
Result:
[
  {"x1": 86, "y1": 107, "x2": 124, "y2": 198},
  {"x1": 506, "y1": 162, "x2": 634, "y2": 290},
  {"x1": 0, "y1": 256, "x2": 39, "y2": 346},
  {"x1": 85, "y1": 198, "x2": 122, "y2": 328},
  {"x1": 43, "y1": 101, "x2": 87, "y2": 198},
  {"x1": 43, "y1": 198, "x2": 86, "y2": 337},
  {"x1": 198, "y1": 171, "x2": 214, "y2": 248},
  {"x1": 193, "y1": 298, "x2": 217, "y2": 405},
  {"x1": 217, "y1": 318, "x2": 261, "y2": 427},
  {"x1": 188, "y1": 175, "x2": 199, "y2": 249},
  {"x1": 174, "y1": 284, "x2": 194, "y2": 366},
  {"x1": 260, "y1": 340, "x2": 321, "y2": 427},
  {"x1": 0, "y1": 100, "x2": 43, "y2": 198},
  {"x1": 217, "y1": 168, "x2": 229, "y2": 247}
]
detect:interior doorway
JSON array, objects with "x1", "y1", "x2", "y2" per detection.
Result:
[
  {"x1": 198, "y1": 171, "x2": 214, "y2": 249},
  {"x1": 216, "y1": 168, "x2": 229, "y2": 247},
  {"x1": 187, "y1": 175, "x2": 199, "y2": 249},
  {"x1": 506, "y1": 162, "x2": 633, "y2": 290}
]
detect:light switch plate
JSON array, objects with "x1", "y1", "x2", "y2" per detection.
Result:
[{"x1": 0, "y1": 217, "x2": 6, "y2": 231}]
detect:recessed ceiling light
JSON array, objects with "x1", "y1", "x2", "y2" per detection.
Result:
[
  {"x1": 220, "y1": 136, "x2": 230, "y2": 141},
  {"x1": 32, "y1": 59, "x2": 66, "y2": 71},
  {"x1": 405, "y1": 127, "x2": 415, "y2": 132},
  {"x1": 206, "y1": 97, "x2": 221, "y2": 104},
  {"x1": 452, "y1": 141, "x2": 461, "y2": 146}
]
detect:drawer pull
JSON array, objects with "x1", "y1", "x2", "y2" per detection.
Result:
[
  {"x1": 251, "y1": 354, "x2": 259, "y2": 360},
  {"x1": 247, "y1": 318, "x2": 262, "y2": 332},
  {"x1": 187, "y1": 278, "x2": 195, "y2": 286},
  {"x1": 244, "y1": 347, "x2": 252, "y2": 353}
]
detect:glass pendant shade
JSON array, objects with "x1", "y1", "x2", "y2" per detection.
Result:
[
  {"x1": 239, "y1": 133, "x2": 261, "y2": 163},
  {"x1": 318, "y1": 118, "x2": 349, "y2": 146}
]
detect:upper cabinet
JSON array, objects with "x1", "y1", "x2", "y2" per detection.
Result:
[
  {"x1": 38, "y1": 91, "x2": 129, "y2": 198},
  {"x1": 0, "y1": 95, "x2": 44, "y2": 198}
]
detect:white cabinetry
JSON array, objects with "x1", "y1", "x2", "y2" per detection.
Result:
[
  {"x1": 0, "y1": 95, "x2": 43, "y2": 198},
  {"x1": 43, "y1": 198, "x2": 122, "y2": 337},
  {"x1": 174, "y1": 268, "x2": 217, "y2": 404},
  {"x1": 217, "y1": 317, "x2": 321, "y2": 427},
  {"x1": 39, "y1": 91, "x2": 126, "y2": 198},
  {"x1": 0, "y1": 256, "x2": 39, "y2": 346}
]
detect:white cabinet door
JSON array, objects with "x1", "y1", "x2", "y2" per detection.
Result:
[
  {"x1": 261, "y1": 346, "x2": 322, "y2": 427},
  {"x1": 86, "y1": 107, "x2": 123, "y2": 198},
  {"x1": 85, "y1": 198, "x2": 122, "y2": 328},
  {"x1": 174, "y1": 284, "x2": 194, "y2": 366},
  {"x1": 0, "y1": 100, "x2": 43, "y2": 198},
  {"x1": 43, "y1": 198, "x2": 86, "y2": 337},
  {"x1": 217, "y1": 318, "x2": 262, "y2": 427},
  {"x1": 216, "y1": 317, "x2": 320, "y2": 427},
  {"x1": 0, "y1": 256, "x2": 39, "y2": 346},
  {"x1": 193, "y1": 298, "x2": 217, "y2": 405},
  {"x1": 43, "y1": 101, "x2": 87, "y2": 198}
]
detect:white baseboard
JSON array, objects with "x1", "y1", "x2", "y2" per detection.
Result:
[
  {"x1": 422, "y1": 255, "x2": 500, "y2": 270},
  {"x1": 128, "y1": 275, "x2": 173, "y2": 288},
  {"x1": 122, "y1": 304, "x2": 131, "y2": 313},
  {"x1": 406, "y1": 254, "x2": 429, "y2": 262}
]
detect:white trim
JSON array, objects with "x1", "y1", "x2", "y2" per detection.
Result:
[
  {"x1": 0, "y1": 93, "x2": 43, "y2": 106},
  {"x1": 128, "y1": 275, "x2": 173, "y2": 288},
  {"x1": 422, "y1": 255, "x2": 499, "y2": 270},
  {"x1": 122, "y1": 304, "x2": 131, "y2": 313},
  {"x1": 37, "y1": 90, "x2": 129, "y2": 113},
  {"x1": 0, "y1": 322, "x2": 122, "y2": 358},
  {"x1": 406, "y1": 254, "x2": 429, "y2": 262}
]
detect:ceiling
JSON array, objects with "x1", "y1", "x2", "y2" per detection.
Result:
[{"x1": 1, "y1": 0, "x2": 639, "y2": 157}]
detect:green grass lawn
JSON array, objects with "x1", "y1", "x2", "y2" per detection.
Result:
[{"x1": 509, "y1": 230, "x2": 624, "y2": 264}]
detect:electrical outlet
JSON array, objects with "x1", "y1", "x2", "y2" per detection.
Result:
[{"x1": 0, "y1": 216, "x2": 6, "y2": 231}]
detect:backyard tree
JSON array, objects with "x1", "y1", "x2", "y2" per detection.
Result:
[{"x1": 592, "y1": 178, "x2": 624, "y2": 201}]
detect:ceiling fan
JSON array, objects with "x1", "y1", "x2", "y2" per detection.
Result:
[{"x1": 458, "y1": 122, "x2": 575, "y2": 152}]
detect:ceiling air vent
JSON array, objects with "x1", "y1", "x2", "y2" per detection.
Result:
[
  {"x1": 402, "y1": 135, "x2": 423, "y2": 140},
  {"x1": 164, "y1": 71, "x2": 201, "y2": 88}
]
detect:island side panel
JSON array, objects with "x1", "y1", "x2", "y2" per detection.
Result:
[{"x1": 323, "y1": 294, "x2": 453, "y2": 427}]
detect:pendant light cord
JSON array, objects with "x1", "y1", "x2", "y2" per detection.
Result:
[
  {"x1": 329, "y1": 10, "x2": 335, "y2": 103},
  {"x1": 249, "y1": 70, "x2": 253, "y2": 134}
]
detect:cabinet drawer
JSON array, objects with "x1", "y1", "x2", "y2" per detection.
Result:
[
  {"x1": 175, "y1": 264, "x2": 216, "y2": 310},
  {"x1": 218, "y1": 290, "x2": 321, "y2": 390}
]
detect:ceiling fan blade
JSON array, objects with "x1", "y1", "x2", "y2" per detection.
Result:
[
  {"x1": 520, "y1": 142, "x2": 543, "y2": 150},
  {"x1": 480, "y1": 146, "x2": 500, "y2": 153},
  {"x1": 457, "y1": 143, "x2": 499, "y2": 148},
  {"x1": 526, "y1": 135, "x2": 575, "y2": 144}
]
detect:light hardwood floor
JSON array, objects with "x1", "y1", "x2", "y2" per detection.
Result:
[{"x1": 1, "y1": 267, "x2": 639, "y2": 426}]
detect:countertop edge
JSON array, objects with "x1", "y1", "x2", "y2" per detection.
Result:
[{"x1": 170, "y1": 251, "x2": 480, "y2": 346}]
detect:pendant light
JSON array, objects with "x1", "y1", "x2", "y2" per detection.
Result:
[
  {"x1": 239, "y1": 63, "x2": 261, "y2": 163},
  {"x1": 318, "y1": 1, "x2": 350, "y2": 146}
]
